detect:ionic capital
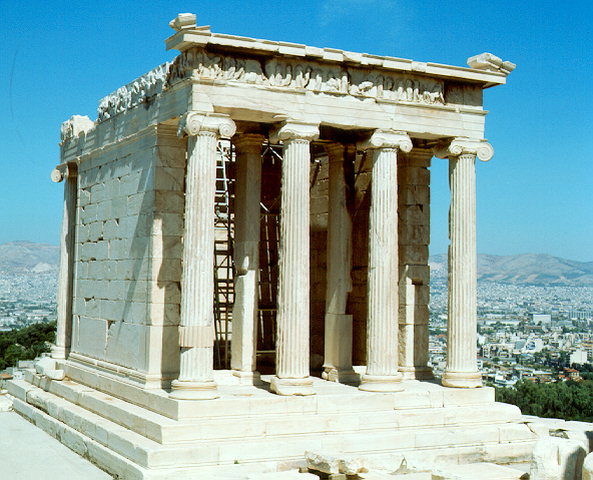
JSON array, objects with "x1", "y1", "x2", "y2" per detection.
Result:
[
  {"x1": 233, "y1": 133, "x2": 265, "y2": 154},
  {"x1": 178, "y1": 112, "x2": 237, "y2": 138},
  {"x1": 358, "y1": 130, "x2": 412, "y2": 152},
  {"x1": 51, "y1": 162, "x2": 78, "y2": 183},
  {"x1": 433, "y1": 137, "x2": 494, "y2": 162},
  {"x1": 270, "y1": 121, "x2": 320, "y2": 143}
]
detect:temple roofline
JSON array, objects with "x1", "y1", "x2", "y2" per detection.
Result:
[{"x1": 165, "y1": 13, "x2": 513, "y2": 88}]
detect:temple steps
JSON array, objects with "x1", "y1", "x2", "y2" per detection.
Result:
[
  {"x1": 12, "y1": 373, "x2": 523, "y2": 444},
  {"x1": 7, "y1": 374, "x2": 537, "y2": 480}
]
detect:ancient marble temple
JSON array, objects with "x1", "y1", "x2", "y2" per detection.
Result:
[{"x1": 8, "y1": 14, "x2": 537, "y2": 479}]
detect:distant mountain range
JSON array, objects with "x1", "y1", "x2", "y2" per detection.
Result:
[
  {"x1": 0, "y1": 241, "x2": 59, "y2": 274},
  {"x1": 430, "y1": 253, "x2": 593, "y2": 286},
  {"x1": 1, "y1": 242, "x2": 591, "y2": 286}
]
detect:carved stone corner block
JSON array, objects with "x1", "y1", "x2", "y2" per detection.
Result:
[
  {"x1": 177, "y1": 112, "x2": 237, "y2": 138},
  {"x1": 467, "y1": 52, "x2": 516, "y2": 76},
  {"x1": 433, "y1": 137, "x2": 494, "y2": 162},
  {"x1": 60, "y1": 115, "x2": 95, "y2": 144},
  {"x1": 169, "y1": 13, "x2": 197, "y2": 32},
  {"x1": 357, "y1": 130, "x2": 412, "y2": 152},
  {"x1": 270, "y1": 121, "x2": 320, "y2": 143}
]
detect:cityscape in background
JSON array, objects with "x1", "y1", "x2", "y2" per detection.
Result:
[{"x1": 1, "y1": 241, "x2": 593, "y2": 385}]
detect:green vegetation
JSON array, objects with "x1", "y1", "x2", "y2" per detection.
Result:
[
  {"x1": 496, "y1": 379, "x2": 593, "y2": 422},
  {"x1": 0, "y1": 321, "x2": 56, "y2": 370}
]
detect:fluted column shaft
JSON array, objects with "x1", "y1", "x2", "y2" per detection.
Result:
[
  {"x1": 231, "y1": 134, "x2": 265, "y2": 383},
  {"x1": 51, "y1": 164, "x2": 77, "y2": 360},
  {"x1": 444, "y1": 153, "x2": 480, "y2": 386},
  {"x1": 170, "y1": 112, "x2": 236, "y2": 400},
  {"x1": 358, "y1": 130, "x2": 411, "y2": 392},
  {"x1": 270, "y1": 121, "x2": 319, "y2": 396},
  {"x1": 434, "y1": 137, "x2": 493, "y2": 388},
  {"x1": 322, "y1": 143, "x2": 357, "y2": 383}
]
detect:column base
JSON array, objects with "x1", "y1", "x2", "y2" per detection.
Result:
[
  {"x1": 359, "y1": 373, "x2": 404, "y2": 392},
  {"x1": 322, "y1": 367, "x2": 360, "y2": 385},
  {"x1": 232, "y1": 370, "x2": 263, "y2": 386},
  {"x1": 169, "y1": 379, "x2": 219, "y2": 400},
  {"x1": 399, "y1": 366, "x2": 434, "y2": 381},
  {"x1": 51, "y1": 346, "x2": 67, "y2": 360},
  {"x1": 441, "y1": 370, "x2": 482, "y2": 388},
  {"x1": 270, "y1": 376, "x2": 315, "y2": 396}
]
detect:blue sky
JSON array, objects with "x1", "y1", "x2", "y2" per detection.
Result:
[{"x1": 1, "y1": 1, "x2": 592, "y2": 260}]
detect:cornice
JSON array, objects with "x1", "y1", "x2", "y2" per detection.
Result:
[{"x1": 165, "y1": 14, "x2": 513, "y2": 87}]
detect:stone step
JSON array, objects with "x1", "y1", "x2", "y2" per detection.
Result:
[
  {"x1": 11, "y1": 390, "x2": 536, "y2": 479},
  {"x1": 58, "y1": 362, "x2": 499, "y2": 422},
  {"x1": 16, "y1": 375, "x2": 520, "y2": 444},
  {"x1": 9, "y1": 379, "x2": 535, "y2": 471},
  {"x1": 431, "y1": 462, "x2": 529, "y2": 479}
]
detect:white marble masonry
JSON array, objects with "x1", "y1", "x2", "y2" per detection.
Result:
[
  {"x1": 270, "y1": 121, "x2": 319, "y2": 396},
  {"x1": 51, "y1": 162, "x2": 78, "y2": 360},
  {"x1": 170, "y1": 112, "x2": 236, "y2": 400},
  {"x1": 322, "y1": 142, "x2": 358, "y2": 384},
  {"x1": 230, "y1": 133, "x2": 265, "y2": 383},
  {"x1": 398, "y1": 149, "x2": 433, "y2": 380},
  {"x1": 435, "y1": 138, "x2": 493, "y2": 388},
  {"x1": 26, "y1": 12, "x2": 522, "y2": 479},
  {"x1": 358, "y1": 130, "x2": 412, "y2": 392}
]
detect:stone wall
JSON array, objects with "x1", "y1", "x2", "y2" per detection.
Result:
[
  {"x1": 398, "y1": 151, "x2": 431, "y2": 377},
  {"x1": 309, "y1": 157, "x2": 329, "y2": 370},
  {"x1": 350, "y1": 151, "x2": 371, "y2": 365},
  {"x1": 71, "y1": 124, "x2": 185, "y2": 383},
  {"x1": 310, "y1": 148, "x2": 432, "y2": 370},
  {"x1": 309, "y1": 149, "x2": 371, "y2": 367}
]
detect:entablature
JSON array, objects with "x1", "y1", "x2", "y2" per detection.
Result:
[{"x1": 165, "y1": 14, "x2": 512, "y2": 88}]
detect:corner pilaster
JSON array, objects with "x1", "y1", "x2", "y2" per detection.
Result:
[{"x1": 51, "y1": 162, "x2": 78, "y2": 360}]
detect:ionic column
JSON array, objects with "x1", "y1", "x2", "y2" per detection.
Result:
[
  {"x1": 170, "y1": 112, "x2": 236, "y2": 400},
  {"x1": 51, "y1": 163, "x2": 78, "y2": 360},
  {"x1": 358, "y1": 130, "x2": 412, "y2": 392},
  {"x1": 434, "y1": 138, "x2": 493, "y2": 388},
  {"x1": 231, "y1": 133, "x2": 265, "y2": 384},
  {"x1": 398, "y1": 149, "x2": 433, "y2": 380},
  {"x1": 270, "y1": 121, "x2": 319, "y2": 396},
  {"x1": 322, "y1": 143, "x2": 357, "y2": 384}
]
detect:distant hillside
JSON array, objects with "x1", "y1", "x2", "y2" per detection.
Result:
[
  {"x1": 0, "y1": 241, "x2": 59, "y2": 274},
  {"x1": 2, "y1": 242, "x2": 592, "y2": 286},
  {"x1": 430, "y1": 253, "x2": 593, "y2": 286}
]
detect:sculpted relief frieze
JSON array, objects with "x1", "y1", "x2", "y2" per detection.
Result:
[
  {"x1": 167, "y1": 48, "x2": 445, "y2": 103},
  {"x1": 97, "y1": 62, "x2": 171, "y2": 122},
  {"x1": 97, "y1": 48, "x2": 445, "y2": 122}
]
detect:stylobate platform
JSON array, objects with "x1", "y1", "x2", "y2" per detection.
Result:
[{"x1": 7, "y1": 370, "x2": 536, "y2": 480}]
